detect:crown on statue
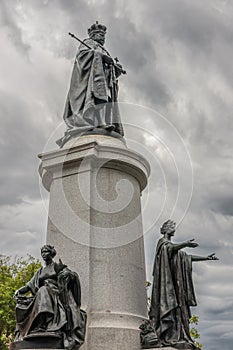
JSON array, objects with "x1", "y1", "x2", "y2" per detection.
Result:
[{"x1": 88, "y1": 21, "x2": 107, "y2": 36}]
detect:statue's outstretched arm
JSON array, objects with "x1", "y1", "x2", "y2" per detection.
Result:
[
  {"x1": 191, "y1": 252, "x2": 219, "y2": 262},
  {"x1": 171, "y1": 239, "x2": 199, "y2": 252}
]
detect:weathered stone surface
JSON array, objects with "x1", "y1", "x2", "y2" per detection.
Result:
[
  {"x1": 9, "y1": 335, "x2": 63, "y2": 349},
  {"x1": 142, "y1": 348, "x2": 191, "y2": 350},
  {"x1": 38, "y1": 135, "x2": 150, "y2": 350},
  {"x1": 11, "y1": 348, "x2": 191, "y2": 350}
]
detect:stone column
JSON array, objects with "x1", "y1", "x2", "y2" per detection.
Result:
[{"x1": 38, "y1": 135, "x2": 150, "y2": 350}]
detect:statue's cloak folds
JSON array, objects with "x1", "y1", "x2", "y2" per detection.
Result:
[
  {"x1": 63, "y1": 38, "x2": 123, "y2": 135},
  {"x1": 149, "y1": 238, "x2": 197, "y2": 344},
  {"x1": 15, "y1": 262, "x2": 86, "y2": 349}
]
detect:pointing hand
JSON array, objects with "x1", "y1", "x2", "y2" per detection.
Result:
[
  {"x1": 207, "y1": 253, "x2": 219, "y2": 260},
  {"x1": 186, "y1": 239, "x2": 199, "y2": 248}
]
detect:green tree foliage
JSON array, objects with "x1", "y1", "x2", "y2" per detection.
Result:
[
  {"x1": 190, "y1": 315, "x2": 202, "y2": 348},
  {"x1": 0, "y1": 255, "x2": 41, "y2": 349}
]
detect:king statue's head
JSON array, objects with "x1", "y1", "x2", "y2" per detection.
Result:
[{"x1": 88, "y1": 21, "x2": 107, "y2": 46}]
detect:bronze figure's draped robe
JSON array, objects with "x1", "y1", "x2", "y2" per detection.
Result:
[
  {"x1": 62, "y1": 38, "x2": 124, "y2": 140},
  {"x1": 14, "y1": 262, "x2": 86, "y2": 349},
  {"x1": 149, "y1": 237, "x2": 198, "y2": 349}
]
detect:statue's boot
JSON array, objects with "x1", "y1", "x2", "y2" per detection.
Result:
[{"x1": 104, "y1": 124, "x2": 115, "y2": 132}]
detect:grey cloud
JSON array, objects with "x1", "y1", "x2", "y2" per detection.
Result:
[
  {"x1": 207, "y1": 302, "x2": 233, "y2": 319},
  {"x1": 0, "y1": 91, "x2": 46, "y2": 205},
  {"x1": 0, "y1": 1, "x2": 30, "y2": 54},
  {"x1": 190, "y1": 179, "x2": 233, "y2": 219},
  {"x1": 142, "y1": 0, "x2": 233, "y2": 54},
  {"x1": 0, "y1": 227, "x2": 46, "y2": 260},
  {"x1": 160, "y1": 0, "x2": 233, "y2": 86},
  {"x1": 209, "y1": 196, "x2": 233, "y2": 216},
  {"x1": 200, "y1": 320, "x2": 233, "y2": 350}
]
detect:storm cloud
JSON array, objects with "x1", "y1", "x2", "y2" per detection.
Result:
[{"x1": 0, "y1": 1, "x2": 232, "y2": 349}]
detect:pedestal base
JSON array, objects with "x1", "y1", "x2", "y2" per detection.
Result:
[
  {"x1": 144, "y1": 348, "x2": 191, "y2": 350},
  {"x1": 9, "y1": 336, "x2": 63, "y2": 349},
  {"x1": 143, "y1": 346, "x2": 195, "y2": 350}
]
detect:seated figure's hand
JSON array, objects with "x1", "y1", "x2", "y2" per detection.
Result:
[
  {"x1": 14, "y1": 289, "x2": 20, "y2": 299},
  {"x1": 14, "y1": 286, "x2": 25, "y2": 299},
  {"x1": 186, "y1": 239, "x2": 199, "y2": 248},
  {"x1": 59, "y1": 267, "x2": 69, "y2": 277},
  {"x1": 58, "y1": 268, "x2": 72, "y2": 283}
]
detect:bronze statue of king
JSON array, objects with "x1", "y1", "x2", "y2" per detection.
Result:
[{"x1": 58, "y1": 21, "x2": 125, "y2": 147}]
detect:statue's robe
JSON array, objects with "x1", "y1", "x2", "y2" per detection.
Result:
[
  {"x1": 15, "y1": 262, "x2": 86, "y2": 350},
  {"x1": 62, "y1": 38, "x2": 124, "y2": 137},
  {"x1": 149, "y1": 238, "x2": 199, "y2": 349}
]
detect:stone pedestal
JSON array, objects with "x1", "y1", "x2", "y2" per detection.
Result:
[
  {"x1": 38, "y1": 135, "x2": 150, "y2": 350},
  {"x1": 9, "y1": 334, "x2": 63, "y2": 349}
]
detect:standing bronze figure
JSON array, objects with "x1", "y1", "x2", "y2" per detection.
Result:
[
  {"x1": 141, "y1": 220, "x2": 218, "y2": 350},
  {"x1": 13, "y1": 245, "x2": 86, "y2": 350},
  {"x1": 58, "y1": 21, "x2": 125, "y2": 147}
]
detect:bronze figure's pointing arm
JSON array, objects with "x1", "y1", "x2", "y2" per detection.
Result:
[
  {"x1": 170, "y1": 238, "x2": 199, "y2": 252},
  {"x1": 145, "y1": 219, "x2": 219, "y2": 350},
  {"x1": 191, "y1": 252, "x2": 219, "y2": 262}
]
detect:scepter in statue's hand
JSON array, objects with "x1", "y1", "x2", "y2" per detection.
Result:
[{"x1": 68, "y1": 32, "x2": 127, "y2": 75}]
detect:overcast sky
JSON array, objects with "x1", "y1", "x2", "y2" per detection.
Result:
[{"x1": 0, "y1": 1, "x2": 233, "y2": 349}]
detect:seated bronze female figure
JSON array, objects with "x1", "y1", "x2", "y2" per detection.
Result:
[{"x1": 13, "y1": 245, "x2": 86, "y2": 350}]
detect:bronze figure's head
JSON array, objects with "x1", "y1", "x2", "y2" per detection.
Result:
[
  {"x1": 88, "y1": 21, "x2": 107, "y2": 45},
  {"x1": 41, "y1": 244, "x2": 57, "y2": 260},
  {"x1": 160, "y1": 219, "x2": 176, "y2": 236}
]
